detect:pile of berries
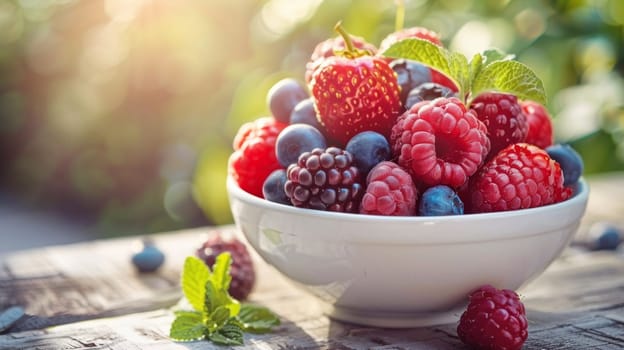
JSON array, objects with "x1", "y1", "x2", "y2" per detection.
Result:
[{"x1": 228, "y1": 23, "x2": 583, "y2": 217}]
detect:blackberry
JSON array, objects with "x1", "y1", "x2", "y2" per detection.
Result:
[
  {"x1": 285, "y1": 147, "x2": 363, "y2": 212},
  {"x1": 196, "y1": 234, "x2": 256, "y2": 300},
  {"x1": 405, "y1": 82, "x2": 456, "y2": 109}
]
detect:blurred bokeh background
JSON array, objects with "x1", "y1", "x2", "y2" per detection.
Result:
[{"x1": 0, "y1": 0, "x2": 622, "y2": 245}]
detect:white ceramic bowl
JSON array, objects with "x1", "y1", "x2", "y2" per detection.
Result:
[{"x1": 227, "y1": 176, "x2": 589, "y2": 327}]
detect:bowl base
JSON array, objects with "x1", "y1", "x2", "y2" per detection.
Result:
[{"x1": 323, "y1": 304, "x2": 463, "y2": 328}]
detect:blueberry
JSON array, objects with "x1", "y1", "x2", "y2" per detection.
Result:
[
  {"x1": 418, "y1": 185, "x2": 464, "y2": 216},
  {"x1": 545, "y1": 144, "x2": 584, "y2": 186},
  {"x1": 0, "y1": 306, "x2": 25, "y2": 332},
  {"x1": 345, "y1": 131, "x2": 391, "y2": 176},
  {"x1": 588, "y1": 222, "x2": 622, "y2": 250},
  {"x1": 132, "y1": 242, "x2": 165, "y2": 273},
  {"x1": 263, "y1": 169, "x2": 290, "y2": 205},
  {"x1": 276, "y1": 124, "x2": 327, "y2": 167},
  {"x1": 267, "y1": 78, "x2": 308, "y2": 123},
  {"x1": 290, "y1": 98, "x2": 323, "y2": 131},
  {"x1": 389, "y1": 59, "x2": 432, "y2": 105},
  {"x1": 405, "y1": 82, "x2": 457, "y2": 109}
]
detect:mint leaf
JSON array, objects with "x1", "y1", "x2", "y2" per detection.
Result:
[
  {"x1": 469, "y1": 53, "x2": 483, "y2": 85},
  {"x1": 210, "y1": 306, "x2": 231, "y2": 331},
  {"x1": 204, "y1": 275, "x2": 241, "y2": 318},
  {"x1": 169, "y1": 313, "x2": 207, "y2": 341},
  {"x1": 448, "y1": 52, "x2": 469, "y2": 95},
  {"x1": 208, "y1": 322, "x2": 244, "y2": 346},
  {"x1": 211, "y1": 251, "x2": 232, "y2": 291},
  {"x1": 182, "y1": 256, "x2": 211, "y2": 312},
  {"x1": 381, "y1": 38, "x2": 452, "y2": 79},
  {"x1": 481, "y1": 48, "x2": 515, "y2": 66},
  {"x1": 471, "y1": 60, "x2": 547, "y2": 105},
  {"x1": 236, "y1": 304, "x2": 281, "y2": 333}
]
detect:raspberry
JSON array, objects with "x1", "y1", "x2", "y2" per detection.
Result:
[
  {"x1": 360, "y1": 161, "x2": 417, "y2": 216},
  {"x1": 305, "y1": 35, "x2": 377, "y2": 84},
  {"x1": 284, "y1": 147, "x2": 363, "y2": 212},
  {"x1": 468, "y1": 143, "x2": 570, "y2": 213},
  {"x1": 520, "y1": 100, "x2": 553, "y2": 149},
  {"x1": 391, "y1": 97, "x2": 490, "y2": 188},
  {"x1": 229, "y1": 117, "x2": 287, "y2": 197},
  {"x1": 311, "y1": 54, "x2": 402, "y2": 146},
  {"x1": 457, "y1": 285, "x2": 528, "y2": 350},
  {"x1": 378, "y1": 26, "x2": 443, "y2": 52},
  {"x1": 196, "y1": 233, "x2": 256, "y2": 300},
  {"x1": 470, "y1": 92, "x2": 528, "y2": 158}
]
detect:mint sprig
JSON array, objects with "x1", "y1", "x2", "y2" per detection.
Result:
[
  {"x1": 381, "y1": 38, "x2": 546, "y2": 105},
  {"x1": 170, "y1": 254, "x2": 280, "y2": 345}
]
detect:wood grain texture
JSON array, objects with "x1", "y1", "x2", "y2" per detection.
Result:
[{"x1": 1, "y1": 174, "x2": 624, "y2": 349}]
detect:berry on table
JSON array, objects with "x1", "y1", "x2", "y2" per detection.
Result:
[
  {"x1": 310, "y1": 23, "x2": 402, "y2": 146},
  {"x1": 587, "y1": 222, "x2": 622, "y2": 250},
  {"x1": 360, "y1": 161, "x2": 417, "y2": 216},
  {"x1": 196, "y1": 233, "x2": 256, "y2": 300},
  {"x1": 418, "y1": 185, "x2": 463, "y2": 216},
  {"x1": 276, "y1": 124, "x2": 327, "y2": 167},
  {"x1": 284, "y1": 147, "x2": 363, "y2": 212},
  {"x1": 391, "y1": 97, "x2": 490, "y2": 188},
  {"x1": 457, "y1": 285, "x2": 528, "y2": 350},
  {"x1": 345, "y1": 131, "x2": 391, "y2": 176},
  {"x1": 262, "y1": 169, "x2": 290, "y2": 205},
  {"x1": 267, "y1": 78, "x2": 308, "y2": 123},
  {"x1": 545, "y1": 144, "x2": 584, "y2": 187},
  {"x1": 132, "y1": 240, "x2": 165, "y2": 273},
  {"x1": 290, "y1": 98, "x2": 324, "y2": 131},
  {"x1": 229, "y1": 117, "x2": 287, "y2": 197},
  {"x1": 405, "y1": 82, "x2": 456, "y2": 110},
  {"x1": 520, "y1": 100, "x2": 553, "y2": 149},
  {"x1": 470, "y1": 92, "x2": 528, "y2": 159},
  {"x1": 468, "y1": 143, "x2": 570, "y2": 213},
  {"x1": 389, "y1": 59, "x2": 433, "y2": 105}
]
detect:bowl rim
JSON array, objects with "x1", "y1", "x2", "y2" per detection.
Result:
[{"x1": 226, "y1": 175, "x2": 589, "y2": 224}]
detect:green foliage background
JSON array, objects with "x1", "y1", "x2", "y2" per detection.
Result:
[{"x1": 0, "y1": 0, "x2": 622, "y2": 236}]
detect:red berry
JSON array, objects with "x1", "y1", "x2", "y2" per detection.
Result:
[
  {"x1": 430, "y1": 69, "x2": 459, "y2": 92},
  {"x1": 310, "y1": 55, "x2": 402, "y2": 146},
  {"x1": 391, "y1": 97, "x2": 490, "y2": 188},
  {"x1": 360, "y1": 161, "x2": 418, "y2": 216},
  {"x1": 457, "y1": 285, "x2": 528, "y2": 350},
  {"x1": 520, "y1": 100, "x2": 553, "y2": 149},
  {"x1": 305, "y1": 35, "x2": 377, "y2": 84},
  {"x1": 285, "y1": 147, "x2": 363, "y2": 212},
  {"x1": 196, "y1": 233, "x2": 256, "y2": 300},
  {"x1": 378, "y1": 26, "x2": 443, "y2": 52},
  {"x1": 470, "y1": 92, "x2": 528, "y2": 159},
  {"x1": 229, "y1": 117, "x2": 287, "y2": 197},
  {"x1": 468, "y1": 143, "x2": 570, "y2": 213}
]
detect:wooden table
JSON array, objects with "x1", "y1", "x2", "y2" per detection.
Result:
[{"x1": 1, "y1": 173, "x2": 624, "y2": 349}]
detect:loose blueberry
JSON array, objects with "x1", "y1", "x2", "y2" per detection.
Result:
[
  {"x1": 546, "y1": 144, "x2": 584, "y2": 186},
  {"x1": 419, "y1": 185, "x2": 464, "y2": 216},
  {"x1": 345, "y1": 131, "x2": 391, "y2": 176},
  {"x1": 389, "y1": 59, "x2": 432, "y2": 105},
  {"x1": 267, "y1": 78, "x2": 308, "y2": 123},
  {"x1": 132, "y1": 241, "x2": 165, "y2": 273},
  {"x1": 588, "y1": 222, "x2": 622, "y2": 250},
  {"x1": 263, "y1": 169, "x2": 290, "y2": 205},
  {"x1": 290, "y1": 98, "x2": 323, "y2": 131},
  {"x1": 276, "y1": 124, "x2": 326, "y2": 167},
  {"x1": 405, "y1": 82, "x2": 457, "y2": 109}
]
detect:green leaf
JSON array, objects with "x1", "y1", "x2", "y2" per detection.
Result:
[
  {"x1": 208, "y1": 322, "x2": 244, "y2": 346},
  {"x1": 169, "y1": 313, "x2": 207, "y2": 342},
  {"x1": 471, "y1": 60, "x2": 547, "y2": 105},
  {"x1": 182, "y1": 256, "x2": 211, "y2": 312},
  {"x1": 211, "y1": 306, "x2": 231, "y2": 331},
  {"x1": 381, "y1": 38, "x2": 452, "y2": 79},
  {"x1": 469, "y1": 53, "x2": 484, "y2": 85},
  {"x1": 204, "y1": 278, "x2": 241, "y2": 317},
  {"x1": 448, "y1": 52, "x2": 469, "y2": 95},
  {"x1": 211, "y1": 252, "x2": 233, "y2": 292},
  {"x1": 236, "y1": 304, "x2": 281, "y2": 333},
  {"x1": 481, "y1": 48, "x2": 515, "y2": 66}
]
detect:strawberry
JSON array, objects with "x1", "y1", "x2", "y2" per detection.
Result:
[{"x1": 310, "y1": 23, "x2": 402, "y2": 146}]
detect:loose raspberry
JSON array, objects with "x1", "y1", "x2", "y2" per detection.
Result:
[
  {"x1": 470, "y1": 92, "x2": 528, "y2": 159},
  {"x1": 457, "y1": 285, "x2": 528, "y2": 350},
  {"x1": 378, "y1": 26, "x2": 443, "y2": 52},
  {"x1": 305, "y1": 35, "x2": 377, "y2": 84},
  {"x1": 520, "y1": 100, "x2": 553, "y2": 149},
  {"x1": 196, "y1": 233, "x2": 256, "y2": 300},
  {"x1": 229, "y1": 117, "x2": 287, "y2": 197},
  {"x1": 360, "y1": 161, "x2": 417, "y2": 216},
  {"x1": 468, "y1": 143, "x2": 570, "y2": 213},
  {"x1": 284, "y1": 147, "x2": 363, "y2": 212},
  {"x1": 391, "y1": 97, "x2": 490, "y2": 188}
]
